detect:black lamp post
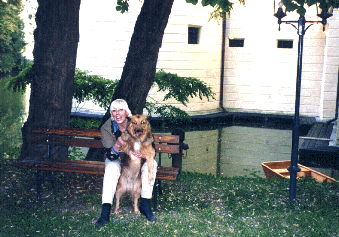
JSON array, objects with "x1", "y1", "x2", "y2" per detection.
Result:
[{"x1": 274, "y1": 1, "x2": 333, "y2": 201}]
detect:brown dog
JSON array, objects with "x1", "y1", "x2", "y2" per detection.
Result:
[{"x1": 114, "y1": 114, "x2": 156, "y2": 214}]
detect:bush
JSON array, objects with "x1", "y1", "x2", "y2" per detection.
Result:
[
  {"x1": 6, "y1": 66, "x2": 216, "y2": 125},
  {"x1": 0, "y1": 76, "x2": 26, "y2": 159},
  {"x1": 69, "y1": 116, "x2": 101, "y2": 129}
]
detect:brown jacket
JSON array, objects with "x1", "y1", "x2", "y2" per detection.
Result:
[{"x1": 100, "y1": 118, "x2": 116, "y2": 149}]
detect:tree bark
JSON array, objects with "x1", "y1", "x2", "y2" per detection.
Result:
[
  {"x1": 20, "y1": 0, "x2": 80, "y2": 160},
  {"x1": 101, "y1": 0, "x2": 175, "y2": 123}
]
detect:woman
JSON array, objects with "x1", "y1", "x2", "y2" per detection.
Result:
[{"x1": 95, "y1": 99, "x2": 157, "y2": 228}]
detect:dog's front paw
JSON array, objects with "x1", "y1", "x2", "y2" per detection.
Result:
[{"x1": 134, "y1": 208, "x2": 140, "y2": 214}]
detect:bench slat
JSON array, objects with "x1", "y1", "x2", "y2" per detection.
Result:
[
  {"x1": 32, "y1": 126, "x2": 102, "y2": 138},
  {"x1": 18, "y1": 160, "x2": 179, "y2": 180},
  {"x1": 31, "y1": 127, "x2": 180, "y2": 144},
  {"x1": 153, "y1": 134, "x2": 179, "y2": 144},
  {"x1": 29, "y1": 135, "x2": 180, "y2": 152},
  {"x1": 300, "y1": 123, "x2": 334, "y2": 150},
  {"x1": 154, "y1": 144, "x2": 180, "y2": 154},
  {"x1": 29, "y1": 128, "x2": 180, "y2": 151},
  {"x1": 29, "y1": 134, "x2": 104, "y2": 148}
]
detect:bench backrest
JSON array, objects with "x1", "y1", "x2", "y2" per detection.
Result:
[{"x1": 29, "y1": 126, "x2": 181, "y2": 154}]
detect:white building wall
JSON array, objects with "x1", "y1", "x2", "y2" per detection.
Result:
[
  {"x1": 224, "y1": 1, "x2": 297, "y2": 115},
  {"x1": 149, "y1": 0, "x2": 222, "y2": 114},
  {"x1": 77, "y1": 0, "x2": 142, "y2": 80},
  {"x1": 223, "y1": 1, "x2": 339, "y2": 120},
  {"x1": 322, "y1": 12, "x2": 339, "y2": 119}
]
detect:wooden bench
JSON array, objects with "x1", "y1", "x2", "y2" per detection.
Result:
[
  {"x1": 299, "y1": 123, "x2": 334, "y2": 152},
  {"x1": 299, "y1": 122, "x2": 339, "y2": 169},
  {"x1": 18, "y1": 126, "x2": 187, "y2": 210}
]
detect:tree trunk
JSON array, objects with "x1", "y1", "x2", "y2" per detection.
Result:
[
  {"x1": 102, "y1": 0, "x2": 175, "y2": 122},
  {"x1": 20, "y1": 0, "x2": 80, "y2": 160}
]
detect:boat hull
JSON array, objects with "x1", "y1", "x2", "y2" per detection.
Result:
[{"x1": 262, "y1": 160, "x2": 338, "y2": 183}]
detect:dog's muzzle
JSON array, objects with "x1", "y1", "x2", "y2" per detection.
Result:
[{"x1": 135, "y1": 129, "x2": 143, "y2": 137}]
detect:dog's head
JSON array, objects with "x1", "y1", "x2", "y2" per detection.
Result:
[{"x1": 127, "y1": 114, "x2": 151, "y2": 141}]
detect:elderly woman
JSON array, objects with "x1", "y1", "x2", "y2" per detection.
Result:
[{"x1": 95, "y1": 99, "x2": 157, "y2": 228}]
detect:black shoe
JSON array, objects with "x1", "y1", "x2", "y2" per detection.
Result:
[
  {"x1": 95, "y1": 203, "x2": 111, "y2": 228},
  {"x1": 139, "y1": 198, "x2": 156, "y2": 222}
]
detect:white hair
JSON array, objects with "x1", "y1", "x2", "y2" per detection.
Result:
[{"x1": 110, "y1": 99, "x2": 132, "y2": 119}]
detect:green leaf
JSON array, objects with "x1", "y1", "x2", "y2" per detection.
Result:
[
  {"x1": 145, "y1": 101, "x2": 191, "y2": 124},
  {"x1": 202, "y1": 0, "x2": 209, "y2": 7},
  {"x1": 209, "y1": 0, "x2": 218, "y2": 7},
  {"x1": 6, "y1": 62, "x2": 34, "y2": 93},
  {"x1": 306, "y1": 0, "x2": 318, "y2": 6},
  {"x1": 116, "y1": 0, "x2": 129, "y2": 13},
  {"x1": 153, "y1": 70, "x2": 215, "y2": 107},
  {"x1": 73, "y1": 68, "x2": 118, "y2": 109},
  {"x1": 282, "y1": 0, "x2": 300, "y2": 12},
  {"x1": 186, "y1": 0, "x2": 199, "y2": 5}
]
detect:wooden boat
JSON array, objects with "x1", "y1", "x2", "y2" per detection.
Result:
[{"x1": 262, "y1": 160, "x2": 338, "y2": 183}]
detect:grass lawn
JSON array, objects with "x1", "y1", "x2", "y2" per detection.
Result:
[{"x1": 1, "y1": 160, "x2": 338, "y2": 237}]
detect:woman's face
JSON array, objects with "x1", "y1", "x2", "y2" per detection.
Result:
[{"x1": 111, "y1": 107, "x2": 128, "y2": 124}]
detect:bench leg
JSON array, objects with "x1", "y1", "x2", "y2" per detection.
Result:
[
  {"x1": 158, "y1": 179, "x2": 162, "y2": 196},
  {"x1": 153, "y1": 180, "x2": 158, "y2": 211},
  {"x1": 46, "y1": 171, "x2": 55, "y2": 190},
  {"x1": 35, "y1": 169, "x2": 41, "y2": 202},
  {"x1": 153, "y1": 179, "x2": 163, "y2": 211},
  {"x1": 35, "y1": 170, "x2": 55, "y2": 202}
]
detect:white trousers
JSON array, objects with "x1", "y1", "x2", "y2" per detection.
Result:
[{"x1": 102, "y1": 158, "x2": 158, "y2": 204}]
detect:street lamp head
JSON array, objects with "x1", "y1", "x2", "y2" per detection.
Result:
[
  {"x1": 317, "y1": 4, "x2": 333, "y2": 31},
  {"x1": 274, "y1": 1, "x2": 287, "y2": 30},
  {"x1": 275, "y1": 5, "x2": 287, "y2": 19},
  {"x1": 274, "y1": 1, "x2": 334, "y2": 32}
]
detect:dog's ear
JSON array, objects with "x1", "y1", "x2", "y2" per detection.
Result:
[{"x1": 126, "y1": 116, "x2": 131, "y2": 122}]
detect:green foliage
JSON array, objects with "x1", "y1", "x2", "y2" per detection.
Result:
[
  {"x1": 0, "y1": 76, "x2": 25, "y2": 160},
  {"x1": 282, "y1": 0, "x2": 339, "y2": 16},
  {"x1": 186, "y1": 0, "x2": 245, "y2": 20},
  {"x1": 5, "y1": 61, "x2": 33, "y2": 92},
  {"x1": 147, "y1": 70, "x2": 215, "y2": 122},
  {"x1": 186, "y1": 0, "x2": 199, "y2": 4},
  {"x1": 73, "y1": 68, "x2": 118, "y2": 110},
  {"x1": 68, "y1": 147, "x2": 86, "y2": 160},
  {"x1": 146, "y1": 101, "x2": 192, "y2": 124},
  {"x1": 70, "y1": 116, "x2": 101, "y2": 129},
  {"x1": 0, "y1": 0, "x2": 26, "y2": 73},
  {"x1": 154, "y1": 70, "x2": 215, "y2": 107}
]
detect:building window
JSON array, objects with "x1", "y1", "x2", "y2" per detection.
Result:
[
  {"x1": 188, "y1": 26, "x2": 201, "y2": 44},
  {"x1": 229, "y1": 38, "x2": 244, "y2": 47},
  {"x1": 277, "y1": 40, "x2": 293, "y2": 48}
]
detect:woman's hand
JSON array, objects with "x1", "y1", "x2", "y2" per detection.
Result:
[{"x1": 113, "y1": 137, "x2": 125, "y2": 152}]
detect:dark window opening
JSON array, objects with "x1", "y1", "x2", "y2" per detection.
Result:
[
  {"x1": 229, "y1": 39, "x2": 244, "y2": 47},
  {"x1": 277, "y1": 40, "x2": 293, "y2": 48},
  {"x1": 188, "y1": 26, "x2": 200, "y2": 44}
]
